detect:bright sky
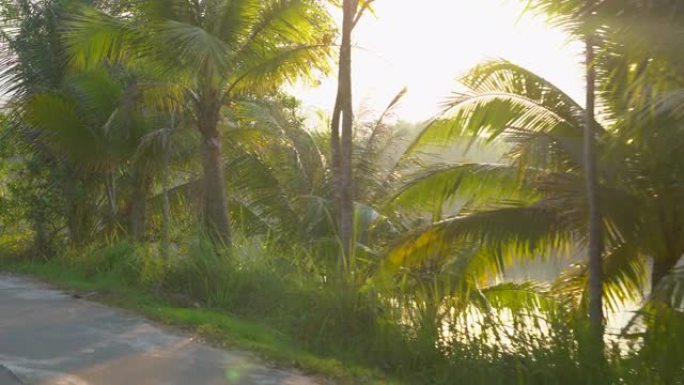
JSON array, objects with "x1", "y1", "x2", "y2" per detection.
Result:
[{"x1": 292, "y1": 0, "x2": 585, "y2": 123}]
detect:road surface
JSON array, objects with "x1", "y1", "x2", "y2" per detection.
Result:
[{"x1": 0, "y1": 274, "x2": 322, "y2": 385}]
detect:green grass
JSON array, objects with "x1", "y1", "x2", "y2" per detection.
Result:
[
  {"x1": 1, "y1": 259, "x2": 389, "y2": 385},
  {"x1": 3, "y1": 240, "x2": 682, "y2": 385}
]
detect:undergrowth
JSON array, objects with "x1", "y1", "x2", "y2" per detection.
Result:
[{"x1": 2, "y1": 237, "x2": 683, "y2": 385}]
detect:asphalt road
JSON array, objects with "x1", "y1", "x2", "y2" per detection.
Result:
[{"x1": 0, "y1": 274, "x2": 321, "y2": 385}]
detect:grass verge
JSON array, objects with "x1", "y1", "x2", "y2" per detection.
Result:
[{"x1": 0, "y1": 260, "x2": 391, "y2": 385}]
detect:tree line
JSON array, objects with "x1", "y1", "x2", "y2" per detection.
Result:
[{"x1": 0, "y1": 0, "x2": 683, "y2": 384}]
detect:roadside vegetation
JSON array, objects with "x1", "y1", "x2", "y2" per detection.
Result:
[{"x1": 0, "y1": 1, "x2": 683, "y2": 384}]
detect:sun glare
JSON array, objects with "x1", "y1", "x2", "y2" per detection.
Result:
[{"x1": 294, "y1": 0, "x2": 585, "y2": 123}]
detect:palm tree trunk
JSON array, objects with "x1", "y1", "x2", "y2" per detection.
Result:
[
  {"x1": 331, "y1": 0, "x2": 357, "y2": 268},
  {"x1": 198, "y1": 96, "x2": 231, "y2": 247},
  {"x1": 331, "y1": 95, "x2": 341, "y2": 180},
  {"x1": 584, "y1": 32, "x2": 605, "y2": 351}
]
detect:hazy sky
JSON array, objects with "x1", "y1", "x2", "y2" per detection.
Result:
[{"x1": 292, "y1": 0, "x2": 585, "y2": 123}]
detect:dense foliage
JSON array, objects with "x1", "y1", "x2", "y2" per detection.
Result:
[{"x1": 0, "y1": 0, "x2": 682, "y2": 384}]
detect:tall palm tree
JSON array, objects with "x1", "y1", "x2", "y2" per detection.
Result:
[
  {"x1": 330, "y1": 0, "x2": 355, "y2": 266},
  {"x1": 162, "y1": 91, "x2": 414, "y2": 259},
  {"x1": 582, "y1": 10, "x2": 604, "y2": 353},
  {"x1": 66, "y1": 0, "x2": 334, "y2": 247},
  {"x1": 387, "y1": 59, "x2": 684, "y2": 317},
  {"x1": 525, "y1": 0, "x2": 684, "y2": 290},
  {"x1": 522, "y1": 0, "x2": 606, "y2": 347},
  {"x1": 329, "y1": 0, "x2": 374, "y2": 266}
]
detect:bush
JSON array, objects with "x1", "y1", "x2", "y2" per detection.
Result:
[{"x1": 7, "y1": 236, "x2": 684, "y2": 385}]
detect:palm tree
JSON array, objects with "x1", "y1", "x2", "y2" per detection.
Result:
[
  {"x1": 65, "y1": 0, "x2": 334, "y2": 247},
  {"x1": 387, "y1": 59, "x2": 684, "y2": 317},
  {"x1": 521, "y1": 0, "x2": 606, "y2": 346},
  {"x1": 20, "y1": 68, "x2": 155, "y2": 235},
  {"x1": 329, "y1": 0, "x2": 355, "y2": 267},
  {"x1": 134, "y1": 106, "x2": 200, "y2": 257},
  {"x1": 166, "y1": 92, "x2": 413, "y2": 259},
  {"x1": 582, "y1": 9, "x2": 605, "y2": 353},
  {"x1": 1, "y1": 0, "x2": 82, "y2": 247},
  {"x1": 1, "y1": 0, "x2": 161, "y2": 245},
  {"x1": 329, "y1": 0, "x2": 375, "y2": 267}
]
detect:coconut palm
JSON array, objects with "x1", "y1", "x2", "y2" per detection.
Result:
[
  {"x1": 329, "y1": 0, "x2": 354, "y2": 264},
  {"x1": 387, "y1": 60, "x2": 684, "y2": 316},
  {"x1": 1, "y1": 0, "x2": 165, "y2": 244},
  {"x1": 521, "y1": 0, "x2": 608, "y2": 345},
  {"x1": 157, "y1": 90, "x2": 415, "y2": 265},
  {"x1": 1, "y1": 0, "x2": 74, "y2": 247},
  {"x1": 65, "y1": 0, "x2": 334, "y2": 247},
  {"x1": 19, "y1": 68, "x2": 159, "y2": 236}
]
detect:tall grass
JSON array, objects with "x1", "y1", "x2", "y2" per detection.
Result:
[{"x1": 3, "y1": 236, "x2": 683, "y2": 385}]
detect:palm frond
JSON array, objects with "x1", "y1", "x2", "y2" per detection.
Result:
[
  {"x1": 227, "y1": 43, "x2": 332, "y2": 96},
  {"x1": 388, "y1": 163, "x2": 537, "y2": 213},
  {"x1": 66, "y1": 6, "x2": 138, "y2": 70},
  {"x1": 650, "y1": 266, "x2": 684, "y2": 311},
  {"x1": 385, "y1": 203, "x2": 572, "y2": 278},
  {"x1": 464, "y1": 59, "x2": 584, "y2": 125},
  {"x1": 234, "y1": 0, "x2": 325, "y2": 57},
  {"x1": 227, "y1": 152, "x2": 302, "y2": 237},
  {"x1": 150, "y1": 20, "x2": 231, "y2": 75},
  {"x1": 406, "y1": 59, "x2": 593, "y2": 172},
  {"x1": 22, "y1": 92, "x2": 100, "y2": 164},
  {"x1": 479, "y1": 281, "x2": 552, "y2": 312},
  {"x1": 553, "y1": 243, "x2": 647, "y2": 312}
]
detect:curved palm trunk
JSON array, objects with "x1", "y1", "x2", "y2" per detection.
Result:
[
  {"x1": 584, "y1": 33, "x2": 605, "y2": 353},
  {"x1": 331, "y1": 0, "x2": 357, "y2": 268},
  {"x1": 198, "y1": 95, "x2": 231, "y2": 247}
]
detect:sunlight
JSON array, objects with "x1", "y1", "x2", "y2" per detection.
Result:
[
  {"x1": 294, "y1": 0, "x2": 584, "y2": 122},
  {"x1": 3, "y1": 1, "x2": 683, "y2": 383}
]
